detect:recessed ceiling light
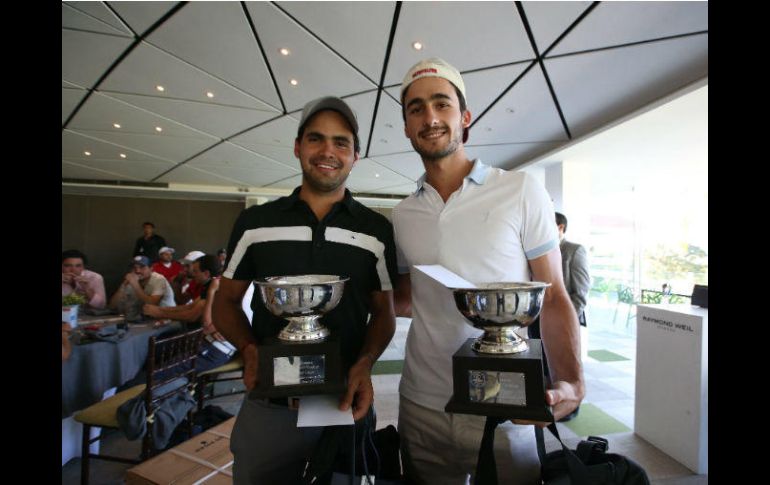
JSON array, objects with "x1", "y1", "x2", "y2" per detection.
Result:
[
  {"x1": 485, "y1": 127, "x2": 492, "y2": 132},
  {"x1": 385, "y1": 123, "x2": 393, "y2": 128},
  {"x1": 119, "y1": 153, "x2": 127, "y2": 159},
  {"x1": 206, "y1": 91, "x2": 214, "y2": 98},
  {"x1": 506, "y1": 108, "x2": 515, "y2": 114},
  {"x1": 279, "y1": 48, "x2": 290, "y2": 56},
  {"x1": 113, "y1": 123, "x2": 121, "y2": 129},
  {"x1": 380, "y1": 139, "x2": 388, "y2": 143},
  {"x1": 155, "y1": 126, "x2": 163, "y2": 132},
  {"x1": 375, "y1": 173, "x2": 380, "y2": 178},
  {"x1": 412, "y1": 41, "x2": 423, "y2": 50},
  {"x1": 84, "y1": 151, "x2": 91, "y2": 156},
  {"x1": 156, "y1": 85, "x2": 165, "y2": 92},
  {"x1": 290, "y1": 79, "x2": 298, "y2": 86}
]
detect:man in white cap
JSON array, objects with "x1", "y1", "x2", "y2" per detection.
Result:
[
  {"x1": 392, "y1": 58, "x2": 585, "y2": 483},
  {"x1": 213, "y1": 96, "x2": 398, "y2": 484},
  {"x1": 171, "y1": 250, "x2": 205, "y2": 304},
  {"x1": 152, "y1": 246, "x2": 184, "y2": 283}
]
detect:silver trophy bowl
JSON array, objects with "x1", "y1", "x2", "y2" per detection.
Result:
[
  {"x1": 452, "y1": 282, "x2": 551, "y2": 354},
  {"x1": 255, "y1": 275, "x2": 348, "y2": 342}
]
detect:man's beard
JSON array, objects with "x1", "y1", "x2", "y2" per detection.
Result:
[
  {"x1": 302, "y1": 157, "x2": 349, "y2": 192},
  {"x1": 412, "y1": 124, "x2": 463, "y2": 161}
]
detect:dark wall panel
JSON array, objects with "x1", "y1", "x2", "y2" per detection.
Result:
[{"x1": 62, "y1": 195, "x2": 244, "y2": 296}]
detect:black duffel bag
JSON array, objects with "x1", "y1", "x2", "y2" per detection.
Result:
[{"x1": 535, "y1": 423, "x2": 650, "y2": 485}]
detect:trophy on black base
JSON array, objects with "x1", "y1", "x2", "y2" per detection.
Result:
[
  {"x1": 444, "y1": 282, "x2": 554, "y2": 421},
  {"x1": 248, "y1": 275, "x2": 349, "y2": 399}
]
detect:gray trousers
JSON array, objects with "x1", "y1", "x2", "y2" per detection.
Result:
[
  {"x1": 398, "y1": 396, "x2": 541, "y2": 485},
  {"x1": 231, "y1": 397, "x2": 324, "y2": 485}
]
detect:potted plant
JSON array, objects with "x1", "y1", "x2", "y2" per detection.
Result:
[{"x1": 62, "y1": 293, "x2": 86, "y2": 327}]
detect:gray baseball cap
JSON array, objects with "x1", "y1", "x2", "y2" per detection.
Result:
[{"x1": 297, "y1": 96, "x2": 359, "y2": 140}]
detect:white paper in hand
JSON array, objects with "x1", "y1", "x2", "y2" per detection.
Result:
[
  {"x1": 297, "y1": 394, "x2": 354, "y2": 427},
  {"x1": 413, "y1": 264, "x2": 477, "y2": 289}
]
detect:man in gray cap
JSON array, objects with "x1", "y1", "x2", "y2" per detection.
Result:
[
  {"x1": 213, "y1": 96, "x2": 398, "y2": 484},
  {"x1": 392, "y1": 58, "x2": 585, "y2": 484}
]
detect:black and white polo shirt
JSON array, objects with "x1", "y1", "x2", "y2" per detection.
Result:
[{"x1": 223, "y1": 187, "x2": 397, "y2": 367}]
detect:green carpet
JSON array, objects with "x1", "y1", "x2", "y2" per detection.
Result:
[
  {"x1": 588, "y1": 349, "x2": 630, "y2": 362},
  {"x1": 372, "y1": 359, "x2": 404, "y2": 375},
  {"x1": 561, "y1": 402, "x2": 631, "y2": 436}
]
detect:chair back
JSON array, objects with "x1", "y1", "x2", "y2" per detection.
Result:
[{"x1": 142, "y1": 327, "x2": 203, "y2": 456}]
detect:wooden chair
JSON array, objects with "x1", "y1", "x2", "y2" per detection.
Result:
[
  {"x1": 73, "y1": 328, "x2": 203, "y2": 485},
  {"x1": 195, "y1": 354, "x2": 246, "y2": 412}
]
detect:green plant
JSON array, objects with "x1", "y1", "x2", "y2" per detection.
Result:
[{"x1": 62, "y1": 293, "x2": 86, "y2": 306}]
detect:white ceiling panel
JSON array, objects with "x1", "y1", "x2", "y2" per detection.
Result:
[
  {"x1": 63, "y1": 130, "x2": 174, "y2": 164},
  {"x1": 108, "y1": 1, "x2": 179, "y2": 37},
  {"x1": 369, "y1": 152, "x2": 424, "y2": 182},
  {"x1": 62, "y1": 29, "x2": 133, "y2": 88},
  {"x1": 550, "y1": 1, "x2": 708, "y2": 56},
  {"x1": 470, "y1": 67, "x2": 568, "y2": 145},
  {"x1": 368, "y1": 95, "x2": 412, "y2": 157},
  {"x1": 63, "y1": 88, "x2": 88, "y2": 124},
  {"x1": 466, "y1": 142, "x2": 564, "y2": 169},
  {"x1": 63, "y1": 80, "x2": 84, "y2": 89},
  {"x1": 263, "y1": 174, "x2": 303, "y2": 190},
  {"x1": 69, "y1": 92, "x2": 218, "y2": 139},
  {"x1": 155, "y1": 165, "x2": 245, "y2": 186},
  {"x1": 187, "y1": 142, "x2": 299, "y2": 175},
  {"x1": 276, "y1": 1, "x2": 396, "y2": 82},
  {"x1": 100, "y1": 42, "x2": 275, "y2": 110},
  {"x1": 339, "y1": 91, "x2": 378, "y2": 155},
  {"x1": 521, "y1": 1, "x2": 592, "y2": 54},
  {"x1": 68, "y1": 130, "x2": 216, "y2": 163},
  {"x1": 62, "y1": 2, "x2": 132, "y2": 37},
  {"x1": 546, "y1": 34, "x2": 708, "y2": 139},
  {"x1": 244, "y1": 2, "x2": 377, "y2": 111},
  {"x1": 350, "y1": 158, "x2": 412, "y2": 185},
  {"x1": 108, "y1": 92, "x2": 280, "y2": 140},
  {"x1": 230, "y1": 114, "x2": 300, "y2": 148},
  {"x1": 63, "y1": 160, "x2": 137, "y2": 181},
  {"x1": 146, "y1": 2, "x2": 281, "y2": 109},
  {"x1": 384, "y1": 2, "x2": 534, "y2": 86},
  {"x1": 63, "y1": 157, "x2": 175, "y2": 181},
  {"x1": 205, "y1": 166, "x2": 299, "y2": 188}
]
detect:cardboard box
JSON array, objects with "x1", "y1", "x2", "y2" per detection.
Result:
[{"x1": 126, "y1": 417, "x2": 235, "y2": 485}]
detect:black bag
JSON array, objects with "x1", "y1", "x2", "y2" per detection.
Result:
[
  {"x1": 302, "y1": 408, "x2": 405, "y2": 485},
  {"x1": 536, "y1": 423, "x2": 650, "y2": 485}
]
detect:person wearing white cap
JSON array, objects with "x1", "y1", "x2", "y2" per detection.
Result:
[
  {"x1": 151, "y1": 246, "x2": 184, "y2": 283},
  {"x1": 392, "y1": 58, "x2": 585, "y2": 484},
  {"x1": 171, "y1": 250, "x2": 206, "y2": 305},
  {"x1": 213, "y1": 96, "x2": 398, "y2": 484}
]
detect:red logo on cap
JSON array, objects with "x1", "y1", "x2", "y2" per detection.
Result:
[{"x1": 412, "y1": 68, "x2": 438, "y2": 79}]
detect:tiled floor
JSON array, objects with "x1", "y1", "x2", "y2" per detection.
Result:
[{"x1": 62, "y1": 316, "x2": 707, "y2": 484}]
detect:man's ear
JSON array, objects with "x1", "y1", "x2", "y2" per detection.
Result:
[
  {"x1": 294, "y1": 138, "x2": 300, "y2": 159},
  {"x1": 462, "y1": 109, "x2": 472, "y2": 128}
]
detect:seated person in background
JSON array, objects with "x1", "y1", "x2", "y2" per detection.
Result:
[
  {"x1": 171, "y1": 250, "x2": 205, "y2": 305},
  {"x1": 62, "y1": 323, "x2": 73, "y2": 361},
  {"x1": 109, "y1": 256, "x2": 176, "y2": 321},
  {"x1": 62, "y1": 249, "x2": 106, "y2": 309},
  {"x1": 152, "y1": 246, "x2": 184, "y2": 283},
  {"x1": 144, "y1": 254, "x2": 234, "y2": 374}
]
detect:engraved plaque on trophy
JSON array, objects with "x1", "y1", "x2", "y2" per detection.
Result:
[
  {"x1": 444, "y1": 282, "x2": 554, "y2": 421},
  {"x1": 248, "y1": 275, "x2": 348, "y2": 399}
]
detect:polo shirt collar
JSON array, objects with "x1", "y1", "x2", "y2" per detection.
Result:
[
  {"x1": 278, "y1": 186, "x2": 360, "y2": 216},
  {"x1": 414, "y1": 158, "x2": 490, "y2": 194}
]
